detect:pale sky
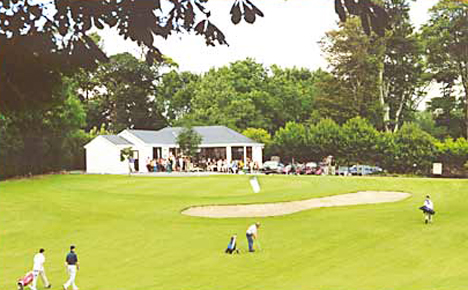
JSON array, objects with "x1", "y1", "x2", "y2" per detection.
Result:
[{"x1": 102, "y1": 0, "x2": 439, "y2": 73}]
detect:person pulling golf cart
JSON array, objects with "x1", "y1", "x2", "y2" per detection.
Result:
[
  {"x1": 419, "y1": 195, "x2": 435, "y2": 224},
  {"x1": 225, "y1": 234, "x2": 240, "y2": 254}
]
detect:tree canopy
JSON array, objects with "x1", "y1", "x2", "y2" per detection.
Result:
[{"x1": 0, "y1": 0, "x2": 389, "y2": 112}]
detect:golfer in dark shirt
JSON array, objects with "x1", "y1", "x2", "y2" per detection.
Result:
[{"x1": 63, "y1": 245, "x2": 79, "y2": 290}]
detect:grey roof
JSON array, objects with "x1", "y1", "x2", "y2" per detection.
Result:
[
  {"x1": 101, "y1": 135, "x2": 133, "y2": 146},
  {"x1": 126, "y1": 126, "x2": 261, "y2": 145}
]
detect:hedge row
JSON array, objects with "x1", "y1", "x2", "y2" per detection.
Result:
[{"x1": 269, "y1": 117, "x2": 468, "y2": 176}]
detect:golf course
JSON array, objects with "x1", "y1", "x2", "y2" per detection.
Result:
[{"x1": 1, "y1": 174, "x2": 468, "y2": 290}]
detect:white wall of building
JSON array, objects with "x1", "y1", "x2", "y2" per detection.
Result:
[
  {"x1": 252, "y1": 145, "x2": 263, "y2": 167},
  {"x1": 138, "y1": 146, "x2": 153, "y2": 172},
  {"x1": 85, "y1": 137, "x2": 129, "y2": 174},
  {"x1": 85, "y1": 131, "x2": 265, "y2": 174}
]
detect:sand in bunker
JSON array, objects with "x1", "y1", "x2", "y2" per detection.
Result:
[{"x1": 182, "y1": 191, "x2": 411, "y2": 218}]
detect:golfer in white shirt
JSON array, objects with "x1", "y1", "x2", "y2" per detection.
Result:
[
  {"x1": 246, "y1": 222, "x2": 260, "y2": 252},
  {"x1": 31, "y1": 248, "x2": 51, "y2": 290},
  {"x1": 422, "y1": 195, "x2": 435, "y2": 224}
]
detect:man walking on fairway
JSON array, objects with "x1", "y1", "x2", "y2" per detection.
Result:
[
  {"x1": 31, "y1": 248, "x2": 51, "y2": 290},
  {"x1": 63, "y1": 245, "x2": 79, "y2": 290},
  {"x1": 420, "y1": 195, "x2": 435, "y2": 224},
  {"x1": 246, "y1": 222, "x2": 260, "y2": 252}
]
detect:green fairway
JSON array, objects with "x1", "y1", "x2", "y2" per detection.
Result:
[{"x1": 1, "y1": 174, "x2": 467, "y2": 290}]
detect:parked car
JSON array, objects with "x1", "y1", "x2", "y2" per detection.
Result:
[
  {"x1": 282, "y1": 164, "x2": 298, "y2": 175},
  {"x1": 296, "y1": 162, "x2": 320, "y2": 175},
  {"x1": 349, "y1": 165, "x2": 381, "y2": 176},
  {"x1": 337, "y1": 166, "x2": 350, "y2": 176},
  {"x1": 261, "y1": 161, "x2": 285, "y2": 175},
  {"x1": 295, "y1": 164, "x2": 306, "y2": 175}
]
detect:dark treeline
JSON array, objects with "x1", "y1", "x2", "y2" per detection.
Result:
[{"x1": 1, "y1": 0, "x2": 467, "y2": 179}]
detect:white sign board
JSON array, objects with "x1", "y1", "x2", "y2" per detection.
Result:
[
  {"x1": 249, "y1": 176, "x2": 261, "y2": 193},
  {"x1": 433, "y1": 163, "x2": 442, "y2": 175}
]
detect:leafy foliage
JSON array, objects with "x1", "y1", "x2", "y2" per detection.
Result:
[
  {"x1": 176, "y1": 126, "x2": 202, "y2": 157},
  {"x1": 242, "y1": 127, "x2": 272, "y2": 157},
  {"x1": 120, "y1": 147, "x2": 134, "y2": 162},
  {"x1": 272, "y1": 122, "x2": 308, "y2": 162},
  {"x1": 242, "y1": 128, "x2": 272, "y2": 145},
  {"x1": 379, "y1": 0, "x2": 427, "y2": 132},
  {"x1": 0, "y1": 0, "x2": 390, "y2": 112},
  {"x1": 335, "y1": 0, "x2": 390, "y2": 36},
  {"x1": 74, "y1": 53, "x2": 172, "y2": 132},
  {"x1": 391, "y1": 123, "x2": 437, "y2": 174},
  {"x1": 435, "y1": 137, "x2": 468, "y2": 176},
  {"x1": 0, "y1": 79, "x2": 87, "y2": 179},
  {"x1": 320, "y1": 18, "x2": 384, "y2": 128},
  {"x1": 307, "y1": 118, "x2": 344, "y2": 161},
  {"x1": 425, "y1": 96, "x2": 465, "y2": 139},
  {"x1": 177, "y1": 59, "x2": 321, "y2": 133},
  {"x1": 341, "y1": 117, "x2": 380, "y2": 164},
  {"x1": 422, "y1": 0, "x2": 468, "y2": 137}
]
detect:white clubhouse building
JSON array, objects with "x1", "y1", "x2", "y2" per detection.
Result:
[{"x1": 84, "y1": 125, "x2": 264, "y2": 174}]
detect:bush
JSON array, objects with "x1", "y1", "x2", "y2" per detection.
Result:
[
  {"x1": 341, "y1": 117, "x2": 379, "y2": 165},
  {"x1": 272, "y1": 122, "x2": 308, "y2": 162},
  {"x1": 435, "y1": 138, "x2": 468, "y2": 177},
  {"x1": 392, "y1": 123, "x2": 437, "y2": 174},
  {"x1": 307, "y1": 118, "x2": 344, "y2": 161}
]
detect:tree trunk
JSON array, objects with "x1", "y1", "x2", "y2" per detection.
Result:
[
  {"x1": 378, "y1": 67, "x2": 391, "y2": 131},
  {"x1": 393, "y1": 95, "x2": 406, "y2": 133},
  {"x1": 459, "y1": 61, "x2": 468, "y2": 139}
]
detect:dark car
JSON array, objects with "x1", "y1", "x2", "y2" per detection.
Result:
[{"x1": 261, "y1": 161, "x2": 285, "y2": 175}]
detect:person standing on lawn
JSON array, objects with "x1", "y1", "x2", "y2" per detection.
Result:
[
  {"x1": 63, "y1": 245, "x2": 79, "y2": 290},
  {"x1": 31, "y1": 248, "x2": 51, "y2": 290},
  {"x1": 420, "y1": 195, "x2": 435, "y2": 224},
  {"x1": 246, "y1": 222, "x2": 261, "y2": 252}
]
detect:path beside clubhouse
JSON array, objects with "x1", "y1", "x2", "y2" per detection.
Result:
[{"x1": 182, "y1": 191, "x2": 411, "y2": 218}]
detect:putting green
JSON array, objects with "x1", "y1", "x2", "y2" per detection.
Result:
[
  {"x1": 182, "y1": 191, "x2": 411, "y2": 218},
  {"x1": 1, "y1": 174, "x2": 467, "y2": 290}
]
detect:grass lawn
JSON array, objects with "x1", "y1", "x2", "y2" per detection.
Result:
[{"x1": 1, "y1": 174, "x2": 468, "y2": 290}]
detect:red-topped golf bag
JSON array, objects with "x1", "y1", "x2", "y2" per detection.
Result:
[{"x1": 17, "y1": 271, "x2": 34, "y2": 290}]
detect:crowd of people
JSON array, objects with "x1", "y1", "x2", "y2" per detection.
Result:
[{"x1": 145, "y1": 155, "x2": 261, "y2": 174}]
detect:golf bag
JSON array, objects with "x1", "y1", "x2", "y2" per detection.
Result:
[
  {"x1": 17, "y1": 271, "x2": 33, "y2": 290},
  {"x1": 419, "y1": 206, "x2": 435, "y2": 215},
  {"x1": 225, "y1": 235, "x2": 239, "y2": 254}
]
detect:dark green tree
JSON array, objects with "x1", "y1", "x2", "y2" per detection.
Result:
[
  {"x1": 307, "y1": 118, "x2": 344, "y2": 161},
  {"x1": 272, "y1": 122, "x2": 308, "y2": 162},
  {"x1": 392, "y1": 123, "x2": 436, "y2": 174},
  {"x1": 341, "y1": 117, "x2": 380, "y2": 164},
  {"x1": 79, "y1": 53, "x2": 171, "y2": 132},
  {"x1": 0, "y1": 0, "x2": 388, "y2": 113},
  {"x1": 378, "y1": 0, "x2": 427, "y2": 132},
  {"x1": 158, "y1": 70, "x2": 200, "y2": 125},
  {"x1": 422, "y1": 0, "x2": 468, "y2": 137},
  {"x1": 176, "y1": 126, "x2": 202, "y2": 158},
  {"x1": 320, "y1": 18, "x2": 384, "y2": 128}
]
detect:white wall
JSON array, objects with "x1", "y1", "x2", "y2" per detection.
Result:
[
  {"x1": 85, "y1": 138, "x2": 129, "y2": 174},
  {"x1": 138, "y1": 146, "x2": 153, "y2": 172},
  {"x1": 162, "y1": 147, "x2": 170, "y2": 159},
  {"x1": 252, "y1": 146, "x2": 263, "y2": 167}
]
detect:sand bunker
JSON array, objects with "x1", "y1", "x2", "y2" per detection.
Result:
[{"x1": 182, "y1": 191, "x2": 411, "y2": 218}]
